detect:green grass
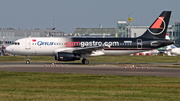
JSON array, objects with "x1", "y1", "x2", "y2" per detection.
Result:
[
  {"x1": 1, "y1": 55, "x2": 180, "y2": 64},
  {"x1": 0, "y1": 71, "x2": 180, "y2": 101}
]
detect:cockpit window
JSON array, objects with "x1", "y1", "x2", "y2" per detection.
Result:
[{"x1": 12, "y1": 42, "x2": 20, "y2": 45}]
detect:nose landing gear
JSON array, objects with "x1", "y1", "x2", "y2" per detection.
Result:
[{"x1": 26, "y1": 56, "x2": 30, "y2": 64}]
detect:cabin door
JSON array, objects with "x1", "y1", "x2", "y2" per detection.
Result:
[
  {"x1": 137, "y1": 39, "x2": 142, "y2": 49},
  {"x1": 25, "y1": 38, "x2": 31, "y2": 49}
]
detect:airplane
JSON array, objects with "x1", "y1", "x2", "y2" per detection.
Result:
[
  {"x1": 170, "y1": 45, "x2": 180, "y2": 55},
  {"x1": 5, "y1": 11, "x2": 174, "y2": 64},
  {"x1": 165, "y1": 34, "x2": 180, "y2": 56}
]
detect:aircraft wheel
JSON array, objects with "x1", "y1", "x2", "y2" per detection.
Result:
[
  {"x1": 82, "y1": 59, "x2": 89, "y2": 64},
  {"x1": 26, "y1": 60, "x2": 30, "y2": 64}
]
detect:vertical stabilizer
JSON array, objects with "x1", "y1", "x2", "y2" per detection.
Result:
[{"x1": 139, "y1": 11, "x2": 171, "y2": 39}]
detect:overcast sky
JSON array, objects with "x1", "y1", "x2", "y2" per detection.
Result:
[{"x1": 0, "y1": 0, "x2": 179, "y2": 33}]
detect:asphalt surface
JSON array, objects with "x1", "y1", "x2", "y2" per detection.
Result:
[{"x1": 0, "y1": 63, "x2": 180, "y2": 77}]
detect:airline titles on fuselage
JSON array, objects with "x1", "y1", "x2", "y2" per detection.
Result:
[{"x1": 33, "y1": 40, "x2": 132, "y2": 47}]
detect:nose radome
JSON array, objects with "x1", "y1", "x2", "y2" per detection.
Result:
[{"x1": 5, "y1": 46, "x2": 10, "y2": 53}]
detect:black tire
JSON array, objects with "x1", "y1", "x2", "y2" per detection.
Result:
[
  {"x1": 84, "y1": 59, "x2": 89, "y2": 64},
  {"x1": 82, "y1": 59, "x2": 89, "y2": 64},
  {"x1": 26, "y1": 60, "x2": 30, "y2": 64}
]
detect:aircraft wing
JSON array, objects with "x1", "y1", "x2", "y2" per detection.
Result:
[{"x1": 72, "y1": 46, "x2": 106, "y2": 54}]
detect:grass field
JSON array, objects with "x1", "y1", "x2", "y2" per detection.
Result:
[
  {"x1": 0, "y1": 71, "x2": 180, "y2": 101},
  {"x1": 1, "y1": 55, "x2": 180, "y2": 64},
  {"x1": 1, "y1": 56, "x2": 180, "y2": 100}
]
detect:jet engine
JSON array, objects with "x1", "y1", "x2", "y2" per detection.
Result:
[{"x1": 55, "y1": 52, "x2": 80, "y2": 61}]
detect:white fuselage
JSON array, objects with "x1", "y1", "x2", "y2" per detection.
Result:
[
  {"x1": 171, "y1": 48, "x2": 180, "y2": 55},
  {"x1": 5, "y1": 37, "x2": 146, "y2": 56}
]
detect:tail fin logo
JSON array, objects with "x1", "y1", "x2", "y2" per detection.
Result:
[{"x1": 148, "y1": 17, "x2": 165, "y2": 35}]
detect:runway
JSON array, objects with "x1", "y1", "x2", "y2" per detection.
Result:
[{"x1": 0, "y1": 63, "x2": 180, "y2": 77}]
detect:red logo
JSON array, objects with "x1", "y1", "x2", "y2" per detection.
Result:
[
  {"x1": 151, "y1": 17, "x2": 164, "y2": 29},
  {"x1": 32, "y1": 39, "x2": 36, "y2": 42},
  {"x1": 65, "y1": 42, "x2": 80, "y2": 47},
  {"x1": 148, "y1": 17, "x2": 165, "y2": 35}
]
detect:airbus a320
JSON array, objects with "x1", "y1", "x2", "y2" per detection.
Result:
[{"x1": 5, "y1": 11, "x2": 174, "y2": 64}]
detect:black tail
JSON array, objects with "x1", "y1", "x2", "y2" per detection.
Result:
[{"x1": 139, "y1": 11, "x2": 171, "y2": 39}]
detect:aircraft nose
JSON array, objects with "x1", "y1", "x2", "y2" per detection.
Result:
[{"x1": 5, "y1": 46, "x2": 10, "y2": 53}]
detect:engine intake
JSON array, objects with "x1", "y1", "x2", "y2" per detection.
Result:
[{"x1": 56, "y1": 52, "x2": 80, "y2": 61}]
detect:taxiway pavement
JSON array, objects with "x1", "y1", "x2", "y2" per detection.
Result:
[{"x1": 0, "y1": 63, "x2": 180, "y2": 77}]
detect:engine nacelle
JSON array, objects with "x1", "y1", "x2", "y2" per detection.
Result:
[{"x1": 56, "y1": 52, "x2": 80, "y2": 61}]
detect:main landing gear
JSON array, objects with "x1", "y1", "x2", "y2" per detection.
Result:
[
  {"x1": 82, "y1": 59, "x2": 89, "y2": 64},
  {"x1": 26, "y1": 56, "x2": 30, "y2": 64}
]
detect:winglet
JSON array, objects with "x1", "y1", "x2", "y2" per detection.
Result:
[
  {"x1": 1, "y1": 32, "x2": 7, "y2": 56},
  {"x1": 2, "y1": 32, "x2": 6, "y2": 49}
]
